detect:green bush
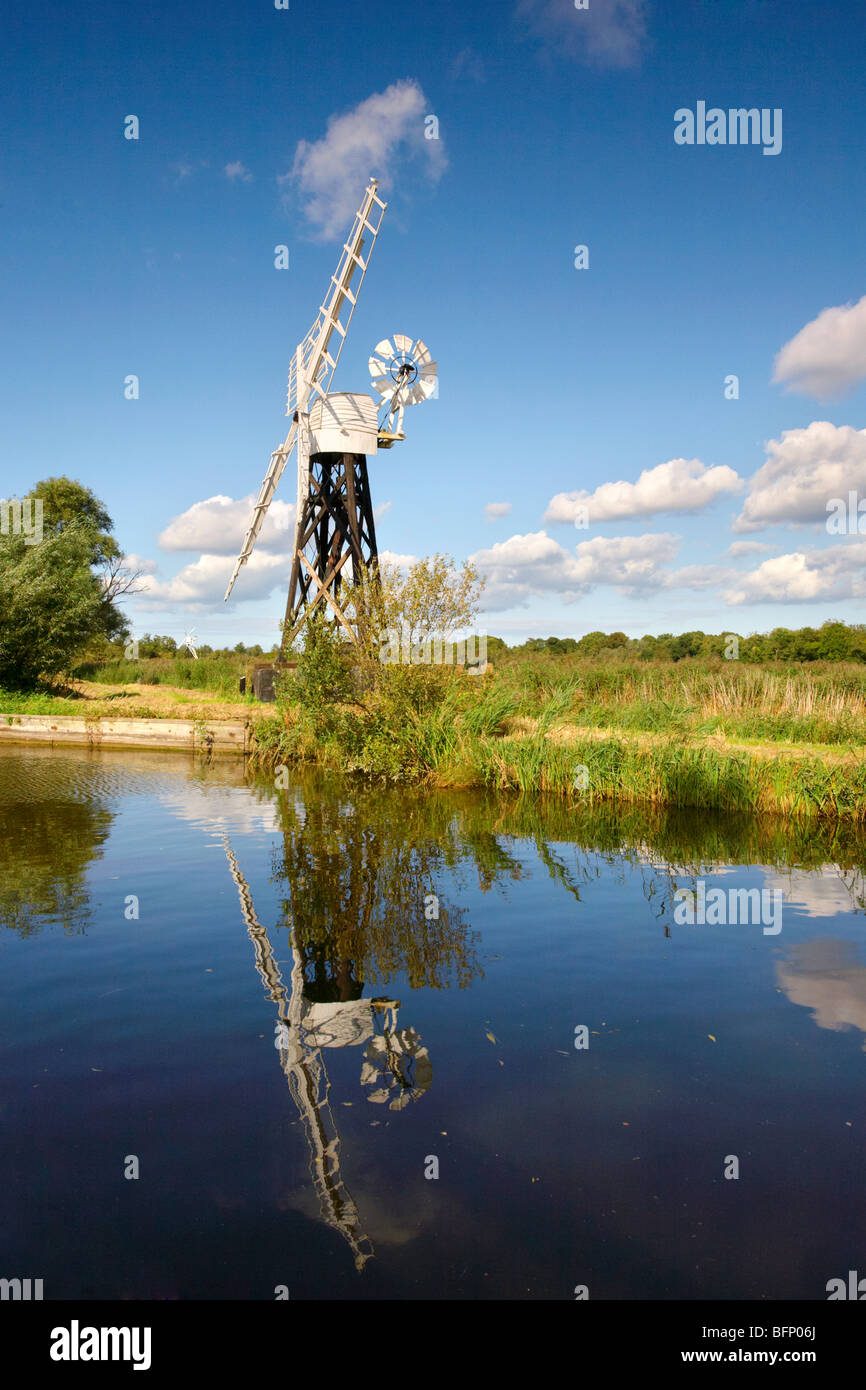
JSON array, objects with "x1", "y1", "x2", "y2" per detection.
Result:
[{"x1": 0, "y1": 522, "x2": 126, "y2": 689}]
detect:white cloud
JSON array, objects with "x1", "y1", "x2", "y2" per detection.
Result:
[
  {"x1": 123, "y1": 552, "x2": 159, "y2": 575},
  {"x1": 287, "y1": 80, "x2": 446, "y2": 239},
  {"x1": 773, "y1": 295, "x2": 866, "y2": 400},
  {"x1": 378, "y1": 549, "x2": 419, "y2": 571},
  {"x1": 484, "y1": 501, "x2": 513, "y2": 521},
  {"x1": 726, "y1": 540, "x2": 772, "y2": 558},
  {"x1": 374, "y1": 500, "x2": 393, "y2": 520},
  {"x1": 516, "y1": 0, "x2": 648, "y2": 68},
  {"x1": 571, "y1": 533, "x2": 681, "y2": 588},
  {"x1": 734, "y1": 422, "x2": 866, "y2": 532},
  {"x1": 545, "y1": 457, "x2": 741, "y2": 524},
  {"x1": 158, "y1": 494, "x2": 295, "y2": 555},
  {"x1": 723, "y1": 539, "x2": 866, "y2": 605},
  {"x1": 470, "y1": 530, "x2": 680, "y2": 610},
  {"x1": 138, "y1": 550, "x2": 288, "y2": 610},
  {"x1": 224, "y1": 160, "x2": 253, "y2": 182},
  {"x1": 661, "y1": 564, "x2": 734, "y2": 591}
]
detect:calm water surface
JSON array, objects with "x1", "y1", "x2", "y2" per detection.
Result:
[{"x1": 1, "y1": 745, "x2": 864, "y2": 1300}]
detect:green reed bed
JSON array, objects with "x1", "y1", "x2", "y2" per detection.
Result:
[
  {"x1": 73, "y1": 654, "x2": 248, "y2": 699},
  {"x1": 248, "y1": 648, "x2": 866, "y2": 820},
  {"x1": 256, "y1": 705, "x2": 866, "y2": 823},
  {"x1": 494, "y1": 657, "x2": 866, "y2": 747},
  {"x1": 463, "y1": 734, "x2": 866, "y2": 821}
]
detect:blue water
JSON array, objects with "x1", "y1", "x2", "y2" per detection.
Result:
[{"x1": 1, "y1": 745, "x2": 864, "y2": 1299}]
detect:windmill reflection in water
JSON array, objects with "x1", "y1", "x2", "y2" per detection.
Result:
[{"x1": 221, "y1": 838, "x2": 432, "y2": 1271}]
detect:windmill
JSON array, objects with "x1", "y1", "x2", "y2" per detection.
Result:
[{"x1": 224, "y1": 178, "x2": 437, "y2": 655}]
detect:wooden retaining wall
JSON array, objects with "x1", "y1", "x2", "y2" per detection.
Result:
[{"x1": 0, "y1": 714, "x2": 250, "y2": 756}]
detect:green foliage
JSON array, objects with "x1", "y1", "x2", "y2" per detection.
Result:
[
  {"x1": 252, "y1": 633, "x2": 866, "y2": 819},
  {"x1": 0, "y1": 521, "x2": 127, "y2": 689},
  {"x1": 503, "y1": 622, "x2": 866, "y2": 664},
  {"x1": 31, "y1": 476, "x2": 120, "y2": 567},
  {"x1": 0, "y1": 475, "x2": 137, "y2": 689},
  {"x1": 73, "y1": 653, "x2": 251, "y2": 699},
  {"x1": 290, "y1": 612, "x2": 357, "y2": 712}
]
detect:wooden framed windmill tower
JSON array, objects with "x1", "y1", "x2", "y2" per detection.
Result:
[{"x1": 224, "y1": 179, "x2": 437, "y2": 658}]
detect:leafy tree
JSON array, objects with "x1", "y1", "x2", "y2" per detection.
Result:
[
  {"x1": 0, "y1": 521, "x2": 129, "y2": 687},
  {"x1": 31, "y1": 476, "x2": 120, "y2": 566},
  {"x1": 0, "y1": 476, "x2": 141, "y2": 687},
  {"x1": 816, "y1": 621, "x2": 850, "y2": 661},
  {"x1": 300, "y1": 552, "x2": 486, "y2": 675}
]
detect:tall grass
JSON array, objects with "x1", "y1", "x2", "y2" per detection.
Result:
[
  {"x1": 494, "y1": 657, "x2": 866, "y2": 746},
  {"x1": 73, "y1": 654, "x2": 247, "y2": 699},
  {"x1": 250, "y1": 654, "x2": 866, "y2": 821}
]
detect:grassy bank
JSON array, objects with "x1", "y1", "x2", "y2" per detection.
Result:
[
  {"x1": 491, "y1": 654, "x2": 866, "y2": 746},
  {"x1": 4, "y1": 649, "x2": 866, "y2": 820},
  {"x1": 73, "y1": 654, "x2": 248, "y2": 700},
  {"x1": 251, "y1": 653, "x2": 866, "y2": 822},
  {"x1": 0, "y1": 656, "x2": 257, "y2": 715}
]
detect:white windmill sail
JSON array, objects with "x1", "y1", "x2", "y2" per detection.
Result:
[
  {"x1": 368, "y1": 334, "x2": 438, "y2": 439},
  {"x1": 224, "y1": 179, "x2": 388, "y2": 602}
]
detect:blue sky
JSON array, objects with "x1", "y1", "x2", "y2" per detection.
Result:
[{"x1": 2, "y1": 0, "x2": 866, "y2": 646}]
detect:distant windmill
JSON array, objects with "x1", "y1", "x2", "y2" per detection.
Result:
[{"x1": 224, "y1": 179, "x2": 437, "y2": 653}]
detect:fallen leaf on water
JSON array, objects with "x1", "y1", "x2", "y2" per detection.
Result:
[
  {"x1": 555, "y1": 1049, "x2": 569, "y2": 1056},
  {"x1": 342, "y1": 1102, "x2": 352, "y2": 1106},
  {"x1": 498, "y1": 1060, "x2": 504, "y2": 1066},
  {"x1": 845, "y1": 1121, "x2": 852, "y2": 1127},
  {"x1": 485, "y1": 1032, "x2": 497, "y2": 1044},
  {"x1": 708, "y1": 1034, "x2": 716, "y2": 1042},
  {"x1": 91, "y1": 1068, "x2": 102, "y2": 1073},
  {"x1": 622, "y1": 1121, "x2": 629, "y2": 1126}
]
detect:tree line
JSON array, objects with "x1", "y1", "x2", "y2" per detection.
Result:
[{"x1": 501, "y1": 624, "x2": 866, "y2": 663}]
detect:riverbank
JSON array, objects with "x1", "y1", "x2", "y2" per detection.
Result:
[
  {"x1": 0, "y1": 712, "x2": 251, "y2": 754},
  {"x1": 0, "y1": 677, "x2": 270, "y2": 755},
  {"x1": 253, "y1": 716, "x2": 866, "y2": 821},
  {"x1": 5, "y1": 659, "x2": 866, "y2": 819},
  {"x1": 251, "y1": 654, "x2": 866, "y2": 822},
  {"x1": 0, "y1": 678, "x2": 255, "y2": 720}
]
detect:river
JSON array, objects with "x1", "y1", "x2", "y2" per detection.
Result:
[{"x1": 1, "y1": 745, "x2": 864, "y2": 1299}]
